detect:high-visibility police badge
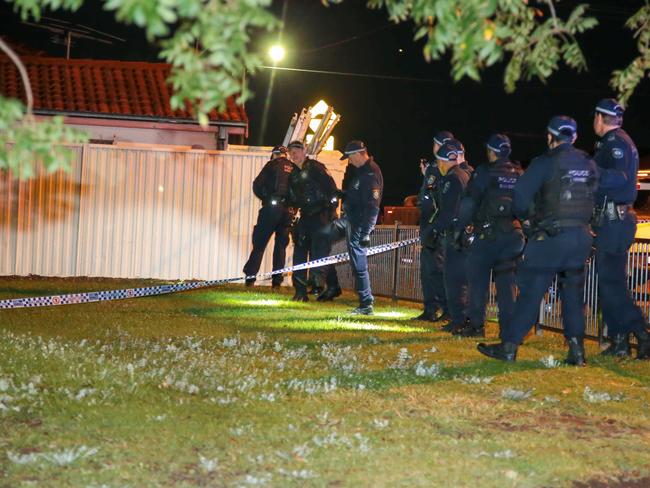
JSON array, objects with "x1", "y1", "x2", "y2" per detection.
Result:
[
  {"x1": 372, "y1": 188, "x2": 380, "y2": 200},
  {"x1": 443, "y1": 181, "x2": 451, "y2": 194},
  {"x1": 612, "y1": 147, "x2": 624, "y2": 159}
]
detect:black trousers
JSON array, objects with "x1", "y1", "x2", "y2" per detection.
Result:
[
  {"x1": 292, "y1": 210, "x2": 340, "y2": 294},
  {"x1": 243, "y1": 205, "x2": 292, "y2": 285}
]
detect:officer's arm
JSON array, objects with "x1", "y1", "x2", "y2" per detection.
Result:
[
  {"x1": 360, "y1": 173, "x2": 382, "y2": 237},
  {"x1": 457, "y1": 166, "x2": 488, "y2": 228},
  {"x1": 431, "y1": 176, "x2": 463, "y2": 233},
  {"x1": 513, "y1": 158, "x2": 549, "y2": 220},
  {"x1": 252, "y1": 161, "x2": 274, "y2": 200},
  {"x1": 596, "y1": 143, "x2": 633, "y2": 191}
]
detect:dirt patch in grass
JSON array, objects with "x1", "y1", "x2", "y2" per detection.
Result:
[
  {"x1": 485, "y1": 412, "x2": 645, "y2": 439},
  {"x1": 573, "y1": 472, "x2": 650, "y2": 488}
]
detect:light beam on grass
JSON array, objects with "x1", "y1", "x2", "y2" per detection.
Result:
[
  {"x1": 326, "y1": 319, "x2": 426, "y2": 333},
  {"x1": 373, "y1": 311, "x2": 409, "y2": 318},
  {"x1": 239, "y1": 299, "x2": 286, "y2": 307}
]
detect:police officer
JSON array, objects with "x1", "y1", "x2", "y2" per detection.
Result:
[
  {"x1": 338, "y1": 140, "x2": 384, "y2": 315},
  {"x1": 412, "y1": 131, "x2": 453, "y2": 322},
  {"x1": 424, "y1": 140, "x2": 472, "y2": 332},
  {"x1": 478, "y1": 116, "x2": 598, "y2": 365},
  {"x1": 453, "y1": 134, "x2": 524, "y2": 337},
  {"x1": 592, "y1": 98, "x2": 650, "y2": 359},
  {"x1": 243, "y1": 145, "x2": 297, "y2": 288},
  {"x1": 287, "y1": 140, "x2": 341, "y2": 302}
]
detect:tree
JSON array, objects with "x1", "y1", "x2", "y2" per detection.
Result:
[{"x1": 1, "y1": 0, "x2": 648, "y2": 178}]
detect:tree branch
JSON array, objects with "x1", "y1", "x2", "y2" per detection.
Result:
[{"x1": 0, "y1": 37, "x2": 33, "y2": 115}]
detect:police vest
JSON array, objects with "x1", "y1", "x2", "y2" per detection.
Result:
[
  {"x1": 538, "y1": 154, "x2": 596, "y2": 225},
  {"x1": 290, "y1": 160, "x2": 327, "y2": 212},
  {"x1": 272, "y1": 157, "x2": 295, "y2": 198},
  {"x1": 475, "y1": 161, "x2": 522, "y2": 230}
]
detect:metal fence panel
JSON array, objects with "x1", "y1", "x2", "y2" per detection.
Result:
[{"x1": 345, "y1": 224, "x2": 649, "y2": 338}]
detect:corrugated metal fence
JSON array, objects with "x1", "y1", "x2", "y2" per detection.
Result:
[
  {"x1": 335, "y1": 224, "x2": 650, "y2": 339},
  {"x1": 0, "y1": 144, "x2": 271, "y2": 280}
]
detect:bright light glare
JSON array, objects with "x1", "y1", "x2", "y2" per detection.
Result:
[
  {"x1": 374, "y1": 311, "x2": 408, "y2": 318},
  {"x1": 243, "y1": 299, "x2": 284, "y2": 307},
  {"x1": 327, "y1": 319, "x2": 426, "y2": 333},
  {"x1": 268, "y1": 45, "x2": 286, "y2": 63}
]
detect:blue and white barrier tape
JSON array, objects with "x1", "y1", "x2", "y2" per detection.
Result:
[{"x1": 0, "y1": 237, "x2": 419, "y2": 310}]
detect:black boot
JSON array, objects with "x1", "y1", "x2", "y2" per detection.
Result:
[
  {"x1": 477, "y1": 341, "x2": 518, "y2": 362},
  {"x1": 600, "y1": 334, "x2": 631, "y2": 358},
  {"x1": 565, "y1": 337, "x2": 586, "y2": 366},
  {"x1": 634, "y1": 329, "x2": 650, "y2": 360},
  {"x1": 411, "y1": 310, "x2": 437, "y2": 322},
  {"x1": 454, "y1": 322, "x2": 485, "y2": 338},
  {"x1": 245, "y1": 278, "x2": 255, "y2": 287},
  {"x1": 292, "y1": 292, "x2": 309, "y2": 302},
  {"x1": 316, "y1": 286, "x2": 342, "y2": 302}
]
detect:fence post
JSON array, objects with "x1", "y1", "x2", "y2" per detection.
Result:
[{"x1": 391, "y1": 221, "x2": 400, "y2": 303}]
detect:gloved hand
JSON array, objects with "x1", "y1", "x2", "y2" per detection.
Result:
[
  {"x1": 360, "y1": 234, "x2": 371, "y2": 248},
  {"x1": 422, "y1": 228, "x2": 439, "y2": 249}
]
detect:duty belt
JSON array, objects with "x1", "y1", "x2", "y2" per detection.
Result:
[{"x1": 605, "y1": 201, "x2": 632, "y2": 221}]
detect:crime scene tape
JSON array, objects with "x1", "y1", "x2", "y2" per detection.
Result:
[{"x1": 0, "y1": 237, "x2": 420, "y2": 310}]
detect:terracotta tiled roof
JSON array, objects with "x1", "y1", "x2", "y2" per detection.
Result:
[{"x1": 0, "y1": 56, "x2": 247, "y2": 125}]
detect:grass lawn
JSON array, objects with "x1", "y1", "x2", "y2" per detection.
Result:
[{"x1": 1, "y1": 277, "x2": 649, "y2": 487}]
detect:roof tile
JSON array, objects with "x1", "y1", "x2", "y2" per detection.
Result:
[{"x1": 0, "y1": 56, "x2": 247, "y2": 125}]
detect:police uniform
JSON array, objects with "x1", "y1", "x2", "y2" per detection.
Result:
[
  {"x1": 478, "y1": 116, "x2": 598, "y2": 365},
  {"x1": 288, "y1": 144, "x2": 340, "y2": 300},
  {"x1": 243, "y1": 146, "x2": 297, "y2": 287},
  {"x1": 592, "y1": 98, "x2": 650, "y2": 359},
  {"x1": 455, "y1": 134, "x2": 524, "y2": 337},
  {"x1": 338, "y1": 140, "x2": 384, "y2": 314},
  {"x1": 416, "y1": 162, "x2": 449, "y2": 321},
  {"x1": 426, "y1": 140, "x2": 472, "y2": 331}
]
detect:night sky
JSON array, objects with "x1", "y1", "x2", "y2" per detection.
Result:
[{"x1": 2, "y1": 0, "x2": 648, "y2": 205}]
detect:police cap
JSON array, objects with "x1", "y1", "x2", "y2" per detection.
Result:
[
  {"x1": 547, "y1": 115, "x2": 577, "y2": 141},
  {"x1": 340, "y1": 140, "x2": 367, "y2": 160},
  {"x1": 271, "y1": 145, "x2": 287, "y2": 155},
  {"x1": 435, "y1": 140, "x2": 463, "y2": 162},
  {"x1": 595, "y1": 98, "x2": 624, "y2": 117},
  {"x1": 486, "y1": 133, "x2": 512, "y2": 157},
  {"x1": 287, "y1": 140, "x2": 305, "y2": 150},
  {"x1": 433, "y1": 130, "x2": 454, "y2": 147}
]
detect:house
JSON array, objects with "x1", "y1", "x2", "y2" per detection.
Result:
[{"x1": 0, "y1": 55, "x2": 248, "y2": 149}]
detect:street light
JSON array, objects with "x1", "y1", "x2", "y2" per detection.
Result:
[{"x1": 268, "y1": 44, "x2": 286, "y2": 64}]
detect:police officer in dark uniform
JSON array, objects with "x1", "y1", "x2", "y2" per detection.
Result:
[
  {"x1": 424, "y1": 140, "x2": 472, "y2": 332},
  {"x1": 412, "y1": 131, "x2": 453, "y2": 322},
  {"x1": 478, "y1": 116, "x2": 598, "y2": 365},
  {"x1": 243, "y1": 145, "x2": 297, "y2": 288},
  {"x1": 338, "y1": 140, "x2": 384, "y2": 315},
  {"x1": 454, "y1": 134, "x2": 524, "y2": 337},
  {"x1": 592, "y1": 98, "x2": 650, "y2": 359},
  {"x1": 287, "y1": 140, "x2": 341, "y2": 302}
]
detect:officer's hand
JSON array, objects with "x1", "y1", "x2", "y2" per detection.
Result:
[
  {"x1": 360, "y1": 235, "x2": 371, "y2": 248},
  {"x1": 335, "y1": 190, "x2": 346, "y2": 200},
  {"x1": 452, "y1": 229, "x2": 464, "y2": 251},
  {"x1": 521, "y1": 220, "x2": 533, "y2": 238}
]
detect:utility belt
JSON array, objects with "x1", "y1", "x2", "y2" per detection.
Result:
[
  {"x1": 475, "y1": 219, "x2": 520, "y2": 240},
  {"x1": 526, "y1": 218, "x2": 589, "y2": 241},
  {"x1": 593, "y1": 201, "x2": 632, "y2": 226}
]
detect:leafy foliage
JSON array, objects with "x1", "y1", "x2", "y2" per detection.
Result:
[
  {"x1": 327, "y1": 0, "x2": 598, "y2": 92},
  {"x1": 610, "y1": 4, "x2": 650, "y2": 106},
  {"x1": 0, "y1": 96, "x2": 87, "y2": 179}
]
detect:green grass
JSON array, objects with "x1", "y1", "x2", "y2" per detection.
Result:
[{"x1": 1, "y1": 277, "x2": 650, "y2": 487}]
